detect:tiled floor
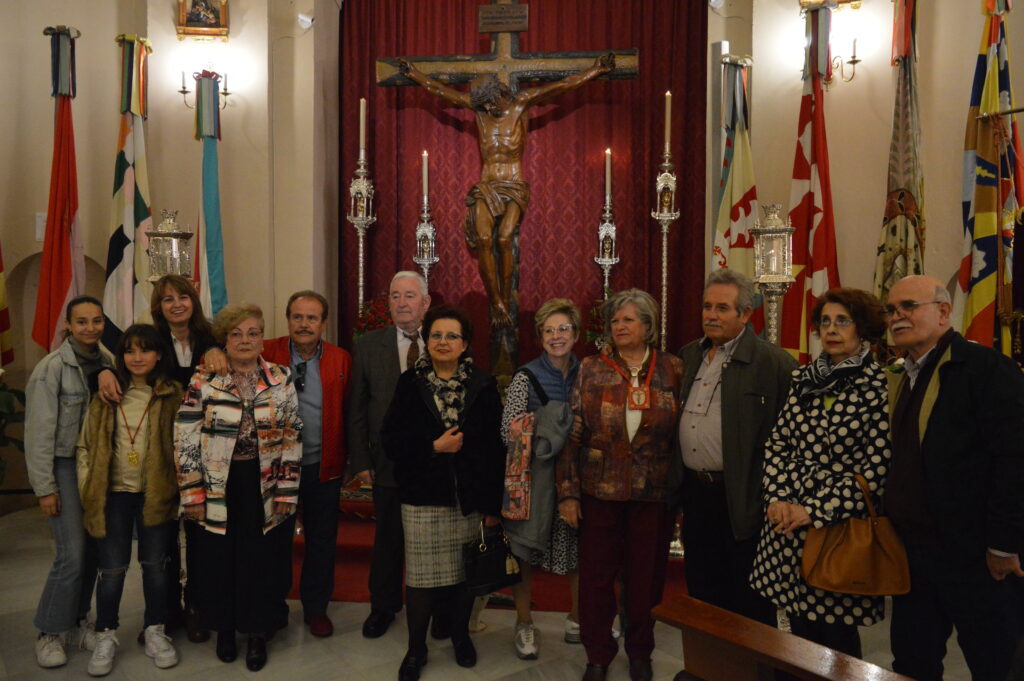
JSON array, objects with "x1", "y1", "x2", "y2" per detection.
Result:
[{"x1": 0, "y1": 508, "x2": 970, "y2": 680}]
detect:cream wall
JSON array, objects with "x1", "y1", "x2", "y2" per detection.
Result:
[{"x1": 748, "y1": 0, "x2": 1024, "y2": 293}]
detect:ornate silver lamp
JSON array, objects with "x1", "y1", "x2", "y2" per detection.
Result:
[
  {"x1": 145, "y1": 209, "x2": 193, "y2": 281},
  {"x1": 751, "y1": 204, "x2": 796, "y2": 345},
  {"x1": 651, "y1": 150, "x2": 680, "y2": 351},
  {"x1": 594, "y1": 198, "x2": 619, "y2": 299},
  {"x1": 346, "y1": 150, "x2": 376, "y2": 309},
  {"x1": 412, "y1": 195, "x2": 439, "y2": 286}
]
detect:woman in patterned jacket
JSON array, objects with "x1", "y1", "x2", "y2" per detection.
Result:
[
  {"x1": 749, "y1": 288, "x2": 891, "y2": 658},
  {"x1": 174, "y1": 303, "x2": 302, "y2": 672}
]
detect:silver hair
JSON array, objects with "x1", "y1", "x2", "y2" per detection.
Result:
[
  {"x1": 602, "y1": 288, "x2": 660, "y2": 347},
  {"x1": 934, "y1": 285, "x2": 951, "y2": 304},
  {"x1": 390, "y1": 271, "x2": 428, "y2": 297},
  {"x1": 704, "y1": 268, "x2": 755, "y2": 312}
]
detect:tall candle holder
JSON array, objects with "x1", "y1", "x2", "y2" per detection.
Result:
[
  {"x1": 594, "y1": 197, "x2": 619, "y2": 299},
  {"x1": 651, "y1": 150, "x2": 680, "y2": 351},
  {"x1": 346, "y1": 154, "x2": 376, "y2": 309},
  {"x1": 146, "y1": 209, "x2": 194, "y2": 281},
  {"x1": 750, "y1": 203, "x2": 796, "y2": 346},
  {"x1": 412, "y1": 195, "x2": 439, "y2": 286}
]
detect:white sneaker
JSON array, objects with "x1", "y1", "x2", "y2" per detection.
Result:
[
  {"x1": 144, "y1": 624, "x2": 179, "y2": 669},
  {"x1": 35, "y1": 633, "x2": 68, "y2": 668},
  {"x1": 88, "y1": 630, "x2": 118, "y2": 677},
  {"x1": 513, "y1": 621, "x2": 538, "y2": 660},
  {"x1": 564, "y1": 616, "x2": 581, "y2": 644},
  {"x1": 612, "y1": 616, "x2": 622, "y2": 640},
  {"x1": 75, "y1": 616, "x2": 97, "y2": 651}
]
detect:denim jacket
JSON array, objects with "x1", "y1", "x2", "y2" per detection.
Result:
[{"x1": 25, "y1": 339, "x2": 115, "y2": 497}]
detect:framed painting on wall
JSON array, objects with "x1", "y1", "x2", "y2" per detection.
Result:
[{"x1": 176, "y1": 0, "x2": 229, "y2": 41}]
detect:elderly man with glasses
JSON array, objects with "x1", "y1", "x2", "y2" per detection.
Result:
[
  {"x1": 884, "y1": 275, "x2": 1024, "y2": 681},
  {"x1": 263, "y1": 290, "x2": 352, "y2": 638}
]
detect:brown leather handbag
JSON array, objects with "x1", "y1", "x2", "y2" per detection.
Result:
[{"x1": 800, "y1": 474, "x2": 910, "y2": 596}]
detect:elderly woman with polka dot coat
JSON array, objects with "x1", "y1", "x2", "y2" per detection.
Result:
[{"x1": 748, "y1": 288, "x2": 891, "y2": 659}]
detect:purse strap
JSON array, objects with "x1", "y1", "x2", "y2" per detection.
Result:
[{"x1": 852, "y1": 474, "x2": 878, "y2": 518}]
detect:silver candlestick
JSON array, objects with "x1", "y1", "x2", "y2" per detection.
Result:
[
  {"x1": 651, "y1": 150, "x2": 680, "y2": 351},
  {"x1": 594, "y1": 195, "x2": 620, "y2": 299},
  {"x1": 346, "y1": 153, "x2": 376, "y2": 309},
  {"x1": 751, "y1": 203, "x2": 795, "y2": 346},
  {"x1": 412, "y1": 194, "x2": 440, "y2": 286}
]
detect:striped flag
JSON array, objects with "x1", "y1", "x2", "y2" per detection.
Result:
[
  {"x1": 192, "y1": 71, "x2": 227, "y2": 317},
  {"x1": 32, "y1": 27, "x2": 86, "y2": 351},
  {"x1": 102, "y1": 35, "x2": 154, "y2": 350},
  {"x1": 0, "y1": 242, "x2": 13, "y2": 367},
  {"x1": 873, "y1": 0, "x2": 926, "y2": 304},
  {"x1": 712, "y1": 60, "x2": 764, "y2": 332},
  {"x1": 953, "y1": 0, "x2": 1021, "y2": 354},
  {"x1": 780, "y1": 8, "x2": 841, "y2": 363}
]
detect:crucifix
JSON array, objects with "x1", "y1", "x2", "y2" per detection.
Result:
[{"x1": 377, "y1": 0, "x2": 638, "y2": 375}]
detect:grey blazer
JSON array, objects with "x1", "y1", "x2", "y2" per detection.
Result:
[
  {"x1": 346, "y1": 326, "x2": 403, "y2": 487},
  {"x1": 677, "y1": 327, "x2": 797, "y2": 541}
]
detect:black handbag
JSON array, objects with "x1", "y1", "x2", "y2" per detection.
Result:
[{"x1": 463, "y1": 521, "x2": 521, "y2": 596}]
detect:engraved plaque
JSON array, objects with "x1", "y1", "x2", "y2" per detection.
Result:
[{"x1": 478, "y1": 4, "x2": 528, "y2": 34}]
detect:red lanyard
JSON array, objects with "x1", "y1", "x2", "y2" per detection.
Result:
[
  {"x1": 118, "y1": 395, "x2": 155, "y2": 466},
  {"x1": 601, "y1": 348, "x2": 656, "y2": 410}
]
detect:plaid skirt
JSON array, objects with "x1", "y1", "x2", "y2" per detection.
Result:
[{"x1": 401, "y1": 504, "x2": 481, "y2": 588}]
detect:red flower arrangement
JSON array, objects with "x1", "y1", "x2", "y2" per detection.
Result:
[{"x1": 353, "y1": 291, "x2": 390, "y2": 338}]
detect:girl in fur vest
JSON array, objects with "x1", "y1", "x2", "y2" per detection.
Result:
[{"x1": 76, "y1": 324, "x2": 184, "y2": 677}]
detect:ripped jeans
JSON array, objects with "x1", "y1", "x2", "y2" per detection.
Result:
[{"x1": 95, "y1": 492, "x2": 175, "y2": 632}]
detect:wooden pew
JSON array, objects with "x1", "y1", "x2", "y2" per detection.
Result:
[{"x1": 652, "y1": 595, "x2": 913, "y2": 681}]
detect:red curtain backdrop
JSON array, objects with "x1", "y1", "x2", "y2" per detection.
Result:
[{"x1": 338, "y1": 0, "x2": 707, "y2": 365}]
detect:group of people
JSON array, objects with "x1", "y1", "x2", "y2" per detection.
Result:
[{"x1": 22, "y1": 267, "x2": 1023, "y2": 681}]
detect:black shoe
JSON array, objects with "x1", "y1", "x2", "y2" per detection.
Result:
[
  {"x1": 629, "y1": 658, "x2": 653, "y2": 681},
  {"x1": 397, "y1": 651, "x2": 427, "y2": 681},
  {"x1": 362, "y1": 610, "x2": 395, "y2": 638},
  {"x1": 185, "y1": 605, "x2": 210, "y2": 643},
  {"x1": 216, "y1": 630, "x2": 237, "y2": 663},
  {"x1": 430, "y1": 616, "x2": 451, "y2": 640},
  {"x1": 246, "y1": 635, "x2": 267, "y2": 672},
  {"x1": 452, "y1": 636, "x2": 477, "y2": 668},
  {"x1": 583, "y1": 663, "x2": 608, "y2": 681}
]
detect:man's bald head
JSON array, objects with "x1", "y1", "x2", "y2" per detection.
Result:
[{"x1": 887, "y1": 275, "x2": 952, "y2": 360}]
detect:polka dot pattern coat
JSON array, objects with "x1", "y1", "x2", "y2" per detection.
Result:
[{"x1": 748, "y1": 359, "x2": 891, "y2": 626}]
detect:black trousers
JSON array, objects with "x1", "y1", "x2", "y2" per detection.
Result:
[
  {"x1": 788, "y1": 613, "x2": 861, "y2": 659},
  {"x1": 891, "y1": 546, "x2": 1018, "y2": 681},
  {"x1": 368, "y1": 484, "x2": 405, "y2": 613},
  {"x1": 195, "y1": 458, "x2": 295, "y2": 634},
  {"x1": 297, "y1": 462, "x2": 342, "y2": 618},
  {"x1": 681, "y1": 477, "x2": 775, "y2": 626}
]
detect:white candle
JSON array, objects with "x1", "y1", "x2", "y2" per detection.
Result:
[
  {"x1": 181, "y1": 71, "x2": 186, "y2": 90},
  {"x1": 223, "y1": 72, "x2": 228, "y2": 91},
  {"x1": 359, "y1": 97, "x2": 367, "y2": 153},
  {"x1": 664, "y1": 91, "x2": 672, "y2": 153},
  {"x1": 604, "y1": 148, "x2": 612, "y2": 199},
  {"x1": 422, "y1": 150, "x2": 429, "y2": 197}
]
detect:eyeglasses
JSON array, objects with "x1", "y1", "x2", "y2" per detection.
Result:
[
  {"x1": 882, "y1": 300, "x2": 941, "y2": 317},
  {"x1": 542, "y1": 324, "x2": 575, "y2": 337},
  {"x1": 227, "y1": 329, "x2": 263, "y2": 341},
  {"x1": 294, "y1": 361, "x2": 307, "y2": 392},
  {"x1": 428, "y1": 332, "x2": 463, "y2": 343},
  {"x1": 817, "y1": 317, "x2": 854, "y2": 329}
]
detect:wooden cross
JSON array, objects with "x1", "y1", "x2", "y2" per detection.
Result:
[{"x1": 375, "y1": 0, "x2": 638, "y2": 91}]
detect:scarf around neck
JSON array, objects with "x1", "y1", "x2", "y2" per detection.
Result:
[
  {"x1": 415, "y1": 353, "x2": 472, "y2": 429},
  {"x1": 795, "y1": 341, "x2": 873, "y2": 399}
]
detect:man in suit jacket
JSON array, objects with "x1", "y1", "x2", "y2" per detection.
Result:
[
  {"x1": 262, "y1": 290, "x2": 351, "y2": 637},
  {"x1": 674, "y1": 269, "x2": 796, "y2": 626},
  {"x1": 347, "y1": 271, "x2": 430, "y2": 638},
  {"x1": 885, "y1": 275, "x2": 1024, "y2": 681}
]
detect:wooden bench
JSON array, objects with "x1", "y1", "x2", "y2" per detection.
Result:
[{"x1": 652, "y1": 595, "x2": 913, "y2": 681}]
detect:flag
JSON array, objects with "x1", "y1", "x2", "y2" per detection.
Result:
[
  {"x1": 0, "y1": 242, "x2": 13, "y2": 367},
  {"x1": 102, "y1": 35, "x2": 154, "y2": 350},
  {"x1": 873, "y1": 0, "x2": 926, "y2": 303},
  {"x1": 780, "y1": 8, "x2": 841, "y2": 364},
  {"x1": 953, "y1": 1, "x2": 1021, "y2": 354},
  {"x1": 712, "y1": 60, "x2": 764, "y2": 331},
  {"x1": 192, "y1": 71, "x2": 227, "y2": 317},
  {"x1": 32, "y1": 28, "x2": 86, "y2": 351}
]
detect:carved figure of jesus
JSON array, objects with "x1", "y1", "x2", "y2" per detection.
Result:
[{"x1": 398, "y1": 54, "x2": 615, "y2": 327}]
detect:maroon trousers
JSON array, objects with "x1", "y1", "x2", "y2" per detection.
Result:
[{"x1": 579, "y1": 494, "x2": 674, "y2": 666}]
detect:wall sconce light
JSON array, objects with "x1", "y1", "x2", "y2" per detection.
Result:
[
  {"x1": 178, "y1": 70, "x2": 231, "y2": 109},
  {"x1": 826, "y1": 39, "x2": 861, "y2": 86}
]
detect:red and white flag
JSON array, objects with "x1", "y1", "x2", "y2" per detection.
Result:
[{"x1": 780, "y1": 8, "x2": 841, "y2": 363}]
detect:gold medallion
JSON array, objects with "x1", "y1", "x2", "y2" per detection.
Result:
[
  {"x1": 127, "y1": 449, "x2": 140, "y2": 466},
  {"x1": 628, "y1": 386, "x2": 651, "y2": 410}
]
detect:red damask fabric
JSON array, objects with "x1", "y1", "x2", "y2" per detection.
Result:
[{"x1": 339, "y1": 0, "x2": 708, "y2": 366}]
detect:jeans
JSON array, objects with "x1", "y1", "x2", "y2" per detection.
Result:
[
  {"x1": 34, "y1": 457, "x2": 98, "y2": 634},
  {"x1": 94, "y1": 492, "x2": 175, "y2": 632}
]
